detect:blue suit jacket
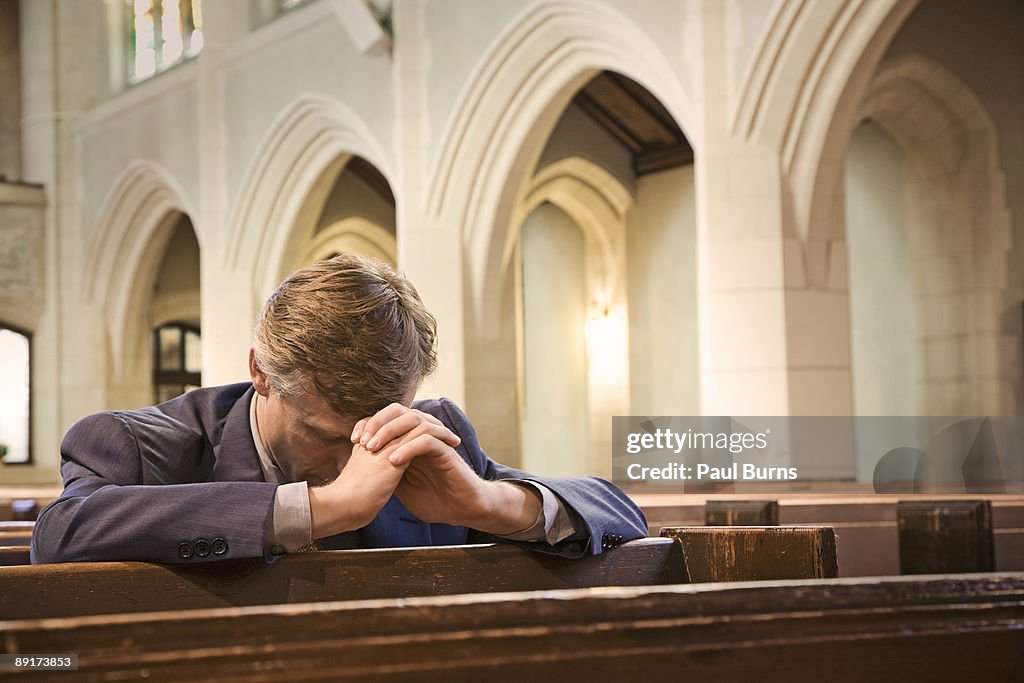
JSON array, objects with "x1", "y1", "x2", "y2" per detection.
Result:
[{"x1": 31, "y1": 383, "x2": 647, "y2": 564}]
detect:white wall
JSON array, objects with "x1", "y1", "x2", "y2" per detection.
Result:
[
  {"x1": 628, "y1": 164, "x2": 699, "y2": 416},
  {"x1": 845, "y1": 122, "x2": 916, "y2": 416},
  {"x1": 520, "y1": 202, "x2": 590, "y2": 477}
]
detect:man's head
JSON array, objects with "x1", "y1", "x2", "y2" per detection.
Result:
[
  {"x1": 248, "y1": 254, "x2": 437, "y2": 484},
  {"x1": 252, "y1": 253, "x2": 437, "y2": 415}
]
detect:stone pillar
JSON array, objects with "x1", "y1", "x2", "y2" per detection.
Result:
[{"x1": 392, "y1": 0, "x2": 466, "y2": 406}]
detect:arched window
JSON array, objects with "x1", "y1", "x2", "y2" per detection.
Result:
[
  {"x1": 153, "y1": 323, "x2": 201, "y2": 403},
  {"x1": 0, "y1": 325, "x2": 31, "y2": 464},
  {"x1": 127, "y1": 0, "x2": 204, "y2": 83}
]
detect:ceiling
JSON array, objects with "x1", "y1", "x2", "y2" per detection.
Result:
[{"x1": 572, "y1": 72, "x2": 693, "y2": 176}]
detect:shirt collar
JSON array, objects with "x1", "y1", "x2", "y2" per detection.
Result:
[{"x1": 249, "y1": 391, "x2": 287, "y2": 484}]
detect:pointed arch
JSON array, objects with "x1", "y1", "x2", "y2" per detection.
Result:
[
  {"x1": 304, "y1": 217, "x2": 397, "y2": 266},
  {"x1": 508, "y1": 157, "x2": 632, "y2": 312},
  {"x1": 767, "y1": 0, "x2": 921, "y2": 241},
  {"x1": 223, "y1": 94, "x2": 394, "y2": 301},
  {"x1": 848, "y1": 55, "x2": 1014, "y2": 415},
  {"x1": 83, "y1": 160, "x2": 195, "y2": 379},
  {"x1": 425, "y1": 0, "x2": 694, "y2": 333}
]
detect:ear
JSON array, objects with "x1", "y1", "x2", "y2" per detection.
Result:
[{"x1": 249, "y1": 348, "x2": 271, "y2": 397}]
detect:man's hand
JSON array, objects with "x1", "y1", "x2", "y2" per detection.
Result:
[
  {"x1": 308, "y1": 442, "x2": 406, "y2": 539},
  {"x1": 351, "y1": 402, "x2": 462, "y2": 454},
  {"x1": 354, "y1": 403, "x2": 542, "y2": 535}
]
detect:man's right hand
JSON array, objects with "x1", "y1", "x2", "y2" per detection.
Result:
[{"x1": 308, "y1": 442, "x2": 407, "y2": 538}]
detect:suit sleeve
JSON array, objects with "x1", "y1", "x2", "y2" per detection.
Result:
[
  {"x1": 31, "y1": 412, "x2": 278, "y2": 564},
  {"x1": 431, "y1": 398, "x2": 648, "y2": 558}
]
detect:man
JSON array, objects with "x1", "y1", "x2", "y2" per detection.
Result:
[{"x1": 31, "y1": 255, "x2": 647, "y2": 564}]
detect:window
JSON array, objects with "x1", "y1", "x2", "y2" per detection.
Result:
[
  {"x1": 0, "y1": 326, "x2": 31, "y2": 464},
  {"x1": 153, "y1": 323, "x2": 201, "y2": 403},
  {"x1": 127, "y1": 0, "x2": 204, "y2": 83}
]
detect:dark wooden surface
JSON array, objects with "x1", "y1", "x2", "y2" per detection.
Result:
[
  {"x1": 898, "y1": 499, "x2": 995, "y2": 574},
  {"x1": 705, "y1": 499, "x2": 779, "y2": 526},
  {"x1": 0, "y1": 547, "x2": 30, "y2": 567},
  {"x1": 661, "y1": 526, "x2": 838, "y2": 581},
  {"x1": 0, "y1": 498, "x2": 46, "y2": 521},
  {"x1": 2, "y1": 573, "x2": 1021, "y2": 682},
  {"x1": 0, "y1": 538, "x2": 686, "y2": 620},
  {"x1": 0, "y1": 521, "x2": 34, "y2": 546}
]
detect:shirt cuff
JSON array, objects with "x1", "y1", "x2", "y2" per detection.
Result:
[
  {"x1": 266, "y1": 481, "x2": 313, "y2": 553},
  {"x1": 495, "y1": 480, "x2": 577, "y2": 545}
]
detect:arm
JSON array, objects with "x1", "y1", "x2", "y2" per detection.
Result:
[
  {"x1": 431, "y1": 398, "x2": 649, "y2": 557},
  {"x1": 355, "y1": 398, "x2": 649, "y2": 558},
  {"x1": 31, "y1": 412, "x2": 278, "y2": 564}
]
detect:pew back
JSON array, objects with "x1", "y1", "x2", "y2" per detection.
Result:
[
  {"x1": 2, "y1": 572, "x2": 1020, "y2": 682},
  {"x1": 0, "y1": 538, "x2": 686, "y2": 620},
  {"x1": 661, "y1": 525, "x2": 838, "y2": 581}
]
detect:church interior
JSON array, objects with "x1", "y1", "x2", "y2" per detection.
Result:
[{"x1": 1, "y1": 0, "x2": 1023, "y2": 678}]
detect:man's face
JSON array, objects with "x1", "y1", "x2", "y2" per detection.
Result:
[{"x1": 254, "y1": 388, "x2": 361, "y2": 486}]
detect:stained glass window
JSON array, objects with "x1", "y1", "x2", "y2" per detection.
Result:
[{"x1": 127, "y1": 0, "x2": 203, "y2": 83}]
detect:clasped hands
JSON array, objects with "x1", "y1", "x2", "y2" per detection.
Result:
[{"x1": 307, "y1": 403, "x2": 541, "y2": 540}]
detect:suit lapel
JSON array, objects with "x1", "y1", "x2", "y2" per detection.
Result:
[{"x1": 212, "y1": 386, "x2": 266, "y2": 482}]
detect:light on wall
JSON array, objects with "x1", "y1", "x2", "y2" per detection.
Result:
[{"x1": 584, "y1": 306, "x2": 628, "y2": 390}]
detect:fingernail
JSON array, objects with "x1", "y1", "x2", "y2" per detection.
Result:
[
  {"x1": 366, "y1": 436, "x2": 379, "y2": 450},
  {"x1": 389, "y1": 453, "x2": 401, "y2": 465},
  {"x1": 350, "y1": 429, "x2": 361, "y2": 443}
]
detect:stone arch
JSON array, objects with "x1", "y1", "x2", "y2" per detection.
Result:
[
  {"x1": 303, "y1": 217, "x2": 398, "y2": 266},
  {"x1": 507, "y1": 156, "x2": 632, "y2": 313},
  {"x1": 849, "y1": 55, "x2": 1014, "y2": 414},
  {"x1": 83, "y1": 160, "x2": 195, "y2": 384},
  {"x1": 426, "y1": 0, "x2": 694, "y2": 334},
  {"x1": 223, "y1": 94, "x2": 393, "y2": 303},
  {"x1": 776, "y1": 0, "x2": 921, "y2": 246}
]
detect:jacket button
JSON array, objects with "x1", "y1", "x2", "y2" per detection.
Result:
[
  {"x1": 211, "y1": 538, "x2": 228, "y2": 555},
  {"x1": 194, "y1": 539, "x2": 211, "y2": 557},
  {"x1": 178, "y1": 542, "x2": 194, "y2": 559}
]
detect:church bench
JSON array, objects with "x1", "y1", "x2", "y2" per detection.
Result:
[
  {"x1": 661, "y1": 525, "x2": 838, "y2": 581},
  {"x1": 704, "y1": 499, "x2": 779, "y2": 525},
  {"x1": 0, "y1": 497, "x2": 49, "y2": 521},
  {"x1": 898, "y1": 499, "x2": 995, "y2": 574},
  {"x1": 0, "y1": 521, "x2": 34, "y2": 546},
  {"x1": 1, "y1": 572, "x2": 1020, "y2": 681},
  {"x1": 0, "y1": 538, "x2": 685, "y2": 619},
  {"x1": 0, "y1": 527, "x2": 838, "y2": 618},
  {"x1": 0, "y1": 547, "x2": 30, "y2": 567}
]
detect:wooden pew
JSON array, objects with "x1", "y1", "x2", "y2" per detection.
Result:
[
  {"x1": 0, "y1": 538, "x2": 685, "y2": 619},
  {"x1": 705, "y1": 499, "x2": 779, "y2": 526},
  {"x1": 0, "y1": 521, "x2": 34, "y2": 546},
  {"x1": 898, "y1": 499, "x2": 995, "y2": 574},
  {"x1": 0, "y1": 547, "x2": 30, "y2": 567},
  {"x1": 2, "y1": 572, "x2": 1021, "y2": 681},
  {"x1": 661, "y1": 526, "x2": 838, "y2": 581},
  {"x1": 0, "y1": 497, "x2": 47, "y2": 521},
  {"x1": 1, "y1": 527, "x2": 838, "y2": 618}
]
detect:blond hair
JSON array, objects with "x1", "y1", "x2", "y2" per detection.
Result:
[{"x1": 252, "y1": 254, "x2": 437, "y2": 416}]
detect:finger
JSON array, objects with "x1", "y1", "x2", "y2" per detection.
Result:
[
  {"x1": 364, "y1": 410, "x2": 425, "y2": 451},
  {"x1": 388, "y1": 430, "x2": 458, "y2": 466},
  {"x1": 364, "y1": 409, "x2": 461, "y2": 451},
  {"x1": 409, "y1": 410, "x2": 461, "y2": 448},
  {"x1": 358, "y1": 402, "x2": 410, "y2": 446},
  {"x1": 350, "y1": 418, "x2": 369, "y2": 443},
  {"x1": 374, "y1": 416, "x2": 461, "y2": 455}
]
